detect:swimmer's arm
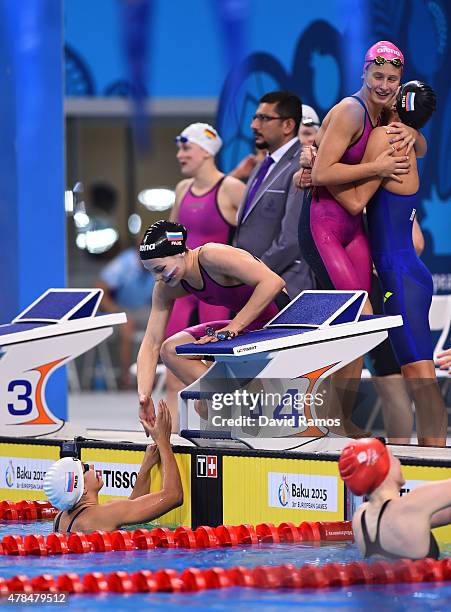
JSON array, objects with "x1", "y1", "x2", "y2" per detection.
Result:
[
  {"x1": 128, "y1": 444, "x2": 159, "y2": 500},
  {"x1": 200, "y1": 244, "x2": 285, "y2": 333},
  {"x1": 402, "y1": 479, "x2": 451, "y2": 527},
  {"x1": 102, "y1": 439, "x2": 183, "y2": 527},
  {"x1": 137, "y1": 283, "x2": 175, "y2": 399},
  {"x1": 327, "y1": 131, "x2": 390, "y2": 214},
  {"x1": 169, "y1": 179, "x2": 192, "y2": 222},
  {"x1": 218, "y1": 175, "x2": 246, "y2": 224},
  {"x1": 312, "y1": 104, "x2": 409, "y2": 186}
]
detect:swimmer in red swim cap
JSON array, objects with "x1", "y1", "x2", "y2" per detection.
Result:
[{"x1": 339, "y1": 438, "x2": 451, "y2": 560}]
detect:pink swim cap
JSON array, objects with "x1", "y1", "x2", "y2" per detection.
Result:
[{"x1": 364, "y1": 40, "x2": 404, "y2": 70}]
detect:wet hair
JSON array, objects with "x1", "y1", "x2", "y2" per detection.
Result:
[
  {"x1": 396, "y1": 81, "x2": 436, "y2": 129},
  {"x1": 139, "y1": 220, "x2": 188, "y2": 260},
  {"x1": 259, "y1": 90, "x2": 303, "y2": 134}
]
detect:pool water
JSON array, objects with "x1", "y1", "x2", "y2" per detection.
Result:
[{"x1": 1, "y1": 521, "x2": 451, "y2": 611}]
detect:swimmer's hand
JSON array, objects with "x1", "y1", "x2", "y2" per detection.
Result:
[
  {"x1": 386, "y1": 122, "x2": 416, "y2": 155},
  {"x1": 300, "y1": 145, "x2": 316, "y2": 169},
  {"x1": 375, "y1": 147, "x2": 410, "y2": 183},
  {"x1": 142, "y1": 444, "x2": 160, "y2": 469},
  {"x1": 195, "y1": 325, "x2": 239, "y2": 344},
  {"x1": 436, "y1": 349, "x2": 451, "y2": 371},
  {"x1": 140, "y1": 399, "x2": 172, "y2": 444},
  {"x1": 139, "y1": 393, "x2": 155, "y2": 437},
  {"x1": 293, "y1": 167, "x2": 312, "y2": 189}
]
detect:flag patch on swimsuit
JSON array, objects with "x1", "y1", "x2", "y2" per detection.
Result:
[{"x1": 166, "y1": 231, "x2": 184, "y2": 241}]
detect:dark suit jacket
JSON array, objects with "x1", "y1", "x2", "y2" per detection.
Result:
[{"x1": 234, "y1": 140, "x2": 316, "y2": 298}]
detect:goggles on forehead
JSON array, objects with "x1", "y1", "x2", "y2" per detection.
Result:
[
  {"x1": 301, "y1": 119, "x2": 319, "y2": 127},
  {"x1": 175, "y1": 135, "x2": 189, "y2": 144},
  {"x1": 372, "y1": 55, "x2": 403, "y2": 68}
]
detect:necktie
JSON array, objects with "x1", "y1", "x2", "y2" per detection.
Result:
[{"x1": 241, "y1": 155, "x2": 274, "y2": 218}]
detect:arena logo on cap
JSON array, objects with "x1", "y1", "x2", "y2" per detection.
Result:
[
  {"x1": 140, "y1": 243, "x2": 156, "y2": 252},
  {"x1": 377, "y1": 45, "x2": 402, "y2": 57}
]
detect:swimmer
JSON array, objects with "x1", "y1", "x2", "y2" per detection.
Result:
[
  {"x1": 166, "y1": 123, "x2": 246, "y2": 425},
  {"x1": 297, "y1": 41, "x2": 426, "y2": 438},
  {"x1": 339, "y1": 437, "x2": 451, "y2": 559},
  {"x1": 44, "y1": 400, "x2": 183, "y2": 534},
  {"x1": 137, "y1": 220, "x2": 288, "y2": 425},
  {"x1": 328, "y1": 81, "x2": 446, "y2": 447}
]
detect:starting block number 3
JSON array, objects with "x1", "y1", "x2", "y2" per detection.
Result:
[{"x1": 7, "y1": 379, "x2": 33, "y2": 415}]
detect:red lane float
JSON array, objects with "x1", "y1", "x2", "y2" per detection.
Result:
[
  {"x1": 3, "y1": 557, "x2": 450, "y2": 596},
  {"x1": 0, "y1": 518, "x2": 355, "y2": 557}
]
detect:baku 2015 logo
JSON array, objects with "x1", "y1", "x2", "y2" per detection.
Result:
[
  {"x1": 5, "y1": 460, "x2": 15, "y2": 488},
  {"x1": 278, "y1": 475, "x2": 289, "y2": 507}
]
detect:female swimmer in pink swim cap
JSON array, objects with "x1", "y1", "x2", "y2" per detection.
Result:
[
  {"x1": 339, "y1": 438, "x2": 451, "y2": 560},
  {"x1": 297, "y1": 41, "x2": 427, "y2": 437}
]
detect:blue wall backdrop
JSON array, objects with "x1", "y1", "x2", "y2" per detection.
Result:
[{"x1": 64, "y1": 0, "x2": 450, "y2": 290}]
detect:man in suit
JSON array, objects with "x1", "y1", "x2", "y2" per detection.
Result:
[{"x1": 234, "y1": 91, "x2": 316, "y2": 299}]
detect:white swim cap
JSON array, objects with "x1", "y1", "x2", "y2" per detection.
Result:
[
  {"x1": 301, "y1": 105, "x2": 320, "y2": 127},
  {"x1": 175, "y1": 123, "x2": 223, "y2": 156},
  {"x1": 43, "y1": 457, "x2": 84, "y2": 511}
]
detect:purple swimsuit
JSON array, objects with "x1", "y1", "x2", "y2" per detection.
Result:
[
  {"x1": 308, "y1": 96, "x2": 377, "y2": 293},
  {"x1": 180, "y1": 256, "x2": 281, "y2": 340}
]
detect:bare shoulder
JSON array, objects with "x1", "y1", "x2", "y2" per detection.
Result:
[
  {"x1": 222, "y1": 175, "x2": 245, "y2": 190},
  {"x1": 175, "y1": 178, "x2": 193, "y2": 197},
  {"x1": 331, "y1": 97, "x2": 366, "y2": 124},
  {"x1": 220, "y1": 175, "x2": 246, "y2": 201},
  {"x1": 198, "y1": 242, "x2": 234, "y2": 264}
]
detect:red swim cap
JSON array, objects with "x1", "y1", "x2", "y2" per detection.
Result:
[
  {"x1": 338, "y1": 438, "x2": 390, "y2": 496},
  {"x1": 364, "y1": 41, "x2": 404, "y2": 70}
]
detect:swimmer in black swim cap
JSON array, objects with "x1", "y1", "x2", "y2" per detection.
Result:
[{"x1": 396, "y1": 81, "x2": 437, "y2": 130}]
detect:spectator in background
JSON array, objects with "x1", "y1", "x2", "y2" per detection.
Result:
[
  {"x1": 166, "y1": 123, "x2": 246, "y2": 419},
  {"x1": 234, "y1": 91, "x2": 316, "y2": 299},
  {"x1": 97, "y1": 239, "x2": 154, "y2": 389},
  {"x1": 231, "y1": 104, "x2": 321, "y2": 183},
  {"x1": 298, "y1": 104, "x2": 321, "y2": 147}
]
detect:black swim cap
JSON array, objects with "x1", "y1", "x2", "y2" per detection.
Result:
[
  {"x1": 139, "y1": 220, "x2": 187, "y2": 260},
  {"x1": 396, "y1": 81, "x2": 436, "y2": 129}
]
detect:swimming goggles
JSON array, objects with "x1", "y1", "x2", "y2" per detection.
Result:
[
  {"x1": 175, "y1": 135, "x2": 189, "y2": 144},
  {"x1": 372, "y1": 56, "x2": 403, "y2": 68}
]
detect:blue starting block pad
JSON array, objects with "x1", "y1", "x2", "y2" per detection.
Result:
[{"x1": 176, "y1": 290, "x2": 397, "y2": 358}]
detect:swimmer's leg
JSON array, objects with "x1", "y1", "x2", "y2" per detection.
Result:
[
  {"x1": 160, "y1": 331, "x2": 211, "y2": 422},
  {"x1": 402, "y1": 360, "x2": 447, "y2": 447}
]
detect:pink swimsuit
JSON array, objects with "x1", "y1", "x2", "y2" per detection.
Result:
[
  {"x1": 309, "y1": 96, "x2": 377, "y2": 293},
  {"x1": 166, "y1": 177, "x2": 235, "y2": 337},
  {"x1": 180, "y1": 256, "x2": 282, "y2": 340}
]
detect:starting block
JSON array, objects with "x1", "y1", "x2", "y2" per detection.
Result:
[
  {"x1": 176, "y1": 291, "x2": 402, "y2": 439},
  {"x1": 0, "y1": 289, "x2": 126, "y2": 436}
]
